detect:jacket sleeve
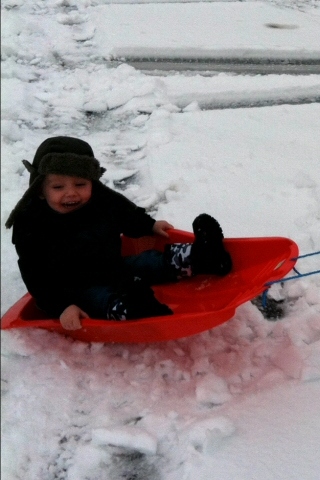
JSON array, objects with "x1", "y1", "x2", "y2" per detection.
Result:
[
  {"x1": 120, "y1": 203, "x2": 156, "y2": 237},
  {"x1": 99, "y1": 185, "x2": 156, "y2": 237},
  {"x1": 12, "y1": 217, "x2": 76, "y2": 317}
]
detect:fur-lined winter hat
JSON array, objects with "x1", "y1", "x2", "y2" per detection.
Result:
[{"x1": 5, "y1": 136, "x2": 106, "y2": 228}]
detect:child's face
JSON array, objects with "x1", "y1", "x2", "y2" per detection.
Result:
[{"x1": 41, "y1": 174, "x2": 92, "y2": 214}]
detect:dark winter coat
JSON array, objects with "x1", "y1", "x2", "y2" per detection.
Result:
[{"x1": 12, "y1": 182, "x2": 155, "y2": 317}]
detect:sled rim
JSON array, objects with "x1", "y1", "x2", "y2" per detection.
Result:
[{"x1": 1, "y1": 233, "x2": 299, "y2": 343}]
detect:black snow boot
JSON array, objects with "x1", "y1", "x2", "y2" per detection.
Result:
[
  {"x1": 191, "y1": 213, "x2": 232, "y2": 276},
  {"x1": 122, "y1": 277, "x2": 173, "y2": 320}
]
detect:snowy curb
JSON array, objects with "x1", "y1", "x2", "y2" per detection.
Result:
[{"x1": 111, "y1": 49, "x2": 320, "y2": 63}]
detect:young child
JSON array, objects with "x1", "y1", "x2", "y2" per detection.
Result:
[{"x1": 6, "y1": 136, "x2": 232, "y2": 331}]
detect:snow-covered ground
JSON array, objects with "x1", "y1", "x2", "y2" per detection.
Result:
[{"x1": 1, "y1": 1, "x2": 320, "y2": 479}]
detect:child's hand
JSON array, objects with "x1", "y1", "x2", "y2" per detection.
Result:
[
  {"x1": 60, "y1": 304, "x2": 89, "y2": 330},
  {"x1": 152, "y1": 220, "x2": 174, "y2": 238}
]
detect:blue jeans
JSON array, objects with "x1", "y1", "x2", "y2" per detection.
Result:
[{"x1": 75, "y1": 250, "x2": 176, "y2": 318}]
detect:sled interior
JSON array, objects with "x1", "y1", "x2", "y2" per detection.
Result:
[{"x1": 1, "y1": 230, "x2": 298, "y2": 343}]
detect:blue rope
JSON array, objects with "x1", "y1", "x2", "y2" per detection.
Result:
[
  {"x1": 261, "y1": 250, "x2": 320, "y2": 308},
  {"x1": 292, "y1": 250, "x2": 320, "y2": 260},
  {"x1": 265, "y1": 269, "x2": 320, "y2": 287}
]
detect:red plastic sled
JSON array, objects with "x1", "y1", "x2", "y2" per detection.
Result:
[{"x1": 1, "y1": 230, "x2": 298, "y2": 343}]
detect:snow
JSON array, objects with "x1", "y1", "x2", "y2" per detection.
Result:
[
  {"x1": 91, "y1": 2, "x2": 320, "y2": 60},
  {"x1": 1, "y1": 1, "x2": 320, "y2": 479}
]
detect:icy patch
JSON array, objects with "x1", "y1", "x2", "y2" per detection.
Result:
[
  {"x1": 272, "y1": 345, "x2": 304, "y2": 379},
  {"x1": 182, "y1": 416, "x2": 235, "y2": 455},
  {"x1": 196, "y1": 373, "x2": 232, "y2": 405},
  {"x1": 301, "y1": 340, "x2": 320, "y2": 382},
  {"x1": 1, "y1": 330, "x2": 48, "y2": 357},
  {"x1": 92, "y1": 426, "x2": 158, "y2": 455},
  {"x1": 67, "y1": 445, "x2": 107, "y2": 480}
]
